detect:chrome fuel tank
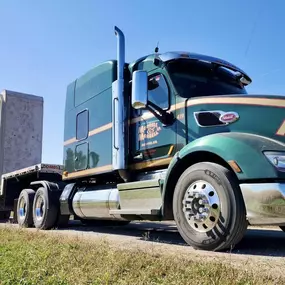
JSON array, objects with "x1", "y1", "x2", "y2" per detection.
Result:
[{"x1": 72, "y1": 186, "x2": 124, "y2": 220}]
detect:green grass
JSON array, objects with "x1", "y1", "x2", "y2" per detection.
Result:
[{"x1": 0, "y1": 227, "x2": 281, "y2": 285}]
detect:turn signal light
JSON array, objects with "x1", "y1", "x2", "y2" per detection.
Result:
[{"x1": 228, "y1": 160, "x2": 242, "y2": 173}]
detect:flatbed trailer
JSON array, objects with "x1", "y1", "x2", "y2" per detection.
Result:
[{"x1": 0, "y1": 163, "x2": 64, "y2": 221}]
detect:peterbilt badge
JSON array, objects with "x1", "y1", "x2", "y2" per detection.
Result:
[{"x1": 219, "y1": 112, "x2": 239, "y2": 123}]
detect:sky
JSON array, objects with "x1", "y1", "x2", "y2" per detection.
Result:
[{"x1": 0, "y1": 0, "x2": 284, "y2": 164}]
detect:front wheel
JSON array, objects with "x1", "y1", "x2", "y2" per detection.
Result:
[{"x1": 173, "y1": 162, "x2": 248, "y2": 252}]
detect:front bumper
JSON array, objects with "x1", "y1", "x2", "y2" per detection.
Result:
[{"x1": 240, "y1": 183, "x2": 285, "y2": 225}]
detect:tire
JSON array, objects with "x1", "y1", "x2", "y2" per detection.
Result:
[
  {"x1": 173, "y1": 162, "x2": 248, "y2": 252},
  {"x1": 17, "y1": 189, "x2": 35, "y2": 227},
  {"x1": 32, "y1": 187, "x2": 58, "y2": 230}
]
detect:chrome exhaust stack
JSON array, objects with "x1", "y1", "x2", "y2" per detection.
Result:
[
  {"x1": 112, "y1": 26, "x2": 128, "y2": 181},
  {"x1": 114, "y1": 26, "x2": 125, "y2": 84}
]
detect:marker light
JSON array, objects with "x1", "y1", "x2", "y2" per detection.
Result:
[{"x1": 264, "y1": 152, "x2": 285, "y2": 172}]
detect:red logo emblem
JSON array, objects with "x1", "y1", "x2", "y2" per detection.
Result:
[{"x1": 219, "y1": 112, "x2": 239, "y2": 123}]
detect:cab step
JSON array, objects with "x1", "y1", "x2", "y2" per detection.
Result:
[
  {"x1": 115, "y1": 179, "x2": 163, "y2": 217},
  {"x1": 109, "y1": 209, "x2": 161, "y2": 216}
]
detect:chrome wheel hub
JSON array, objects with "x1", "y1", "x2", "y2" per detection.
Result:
[
  {"x1": 18, "y1": 197, "x2": 26, "y2": 219},
  {"x1": 35, "y1": 196, "x2": 45, "y2": 221},
  {"x1": 182, "y1": 180, "x2": 220, "y2": 232}
]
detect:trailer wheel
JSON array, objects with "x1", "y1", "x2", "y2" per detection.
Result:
[
  {"x1": 17, "y1": 189, "x2": 35, "y2": 227},
  {"x1": 32, "y1": 187, "x2": 58, "y2": 230},
  {"x1": 173, "y1": 162, "x2": 248, "y2": 252}
]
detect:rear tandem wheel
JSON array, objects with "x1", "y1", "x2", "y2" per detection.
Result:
[
  {"x1": 32, "y1": 186, "x2": 67, "y2": 230},
  {"x1": 16, "y1": 186, "x2": 69, "y2": 229},
  {"x1": 17, "y1": 189, "x2": 35, "y2": 227}
]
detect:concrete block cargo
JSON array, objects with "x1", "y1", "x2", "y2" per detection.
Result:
[{"x1": 1, "y1": 26, "x2": 285, "y2": 252}]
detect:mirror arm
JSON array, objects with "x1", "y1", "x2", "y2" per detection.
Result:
[
  {"x1": 147, "y1": 100, "x2": 165, "y2": 114},
  {"x1": 147, "y1": 101, "x2": 175, "y2": 126}
]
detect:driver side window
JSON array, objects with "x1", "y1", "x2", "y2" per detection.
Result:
[{"x1": 147, "y1": 74, "x2": 169, "y2": 111}]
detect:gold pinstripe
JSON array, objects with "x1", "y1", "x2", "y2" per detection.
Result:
[
  {"x1": 64, "y1": 96, "x2": 285, "y2": 146},
  {"x1": 63, "y1": 156, "x2": 173, "y2": 179}
]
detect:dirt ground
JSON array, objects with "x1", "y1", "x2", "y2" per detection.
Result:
[{"x1": 1, "y1": 220, "x2": 285, "y2": 279}]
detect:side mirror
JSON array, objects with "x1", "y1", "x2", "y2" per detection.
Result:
[{"x1": 131, "y1": 70, "x2": 148, "y2": 109}]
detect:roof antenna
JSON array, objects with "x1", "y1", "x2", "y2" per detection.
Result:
[
  {"x1": 155, "y1": 41, "x2": 159, "y2": 54},
  {"x1": 153, "y1": 41, "x2": 160, "y2": 66}
]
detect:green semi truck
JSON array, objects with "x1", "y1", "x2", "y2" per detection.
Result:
[{"x1": 1, "y1": 26, "x2": 285, "y2": 251}]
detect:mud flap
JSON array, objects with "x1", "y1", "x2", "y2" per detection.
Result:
[{"x1": 12, "y1": 198, "x2": 18, "y2": 223}]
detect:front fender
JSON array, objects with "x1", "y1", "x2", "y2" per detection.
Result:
[
  {"x1": 165, "y1": 132, "x2": 285, "y2": 186},
  {"x1": 161, "y1": 132, "x2": 285, "y2": 219}
]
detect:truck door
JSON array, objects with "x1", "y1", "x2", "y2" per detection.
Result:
[{"x1": 130, "y1": 72, "x2": 176, "y2": 171}]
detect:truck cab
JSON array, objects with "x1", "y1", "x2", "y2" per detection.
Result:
[{"x1": 128, "y1": 52, "x2": 251, "y2": 172}]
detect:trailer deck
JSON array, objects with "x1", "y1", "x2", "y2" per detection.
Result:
[
  {"x1": 1, "y1": 163, "x2": 63, "y2": 181},
  {"x1": 0, "y1": 163, "x2": 64, "y2": 214}
]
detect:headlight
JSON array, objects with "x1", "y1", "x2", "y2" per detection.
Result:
[{"x1": 264, "y1": 151, "x2": 285, "y2": 172}]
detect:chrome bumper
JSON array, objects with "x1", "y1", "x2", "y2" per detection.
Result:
[{"x1": 240, "y1": 182, "x2": 285, "y2": 225}]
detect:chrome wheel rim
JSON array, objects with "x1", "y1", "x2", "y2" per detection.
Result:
[
  {"x1": 182, "y1": 180, "x2": 220, "y2": 233},
  {"x1": 18, "y1": 197, "x2": 26, "y2": 220},
  {"x1": 35, "y1": 196, "x2": 45, "y2": 221}
]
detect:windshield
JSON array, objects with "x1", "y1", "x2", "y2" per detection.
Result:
[{"x1": 166, "y1": 59, "x2": 248, "y2": 98}]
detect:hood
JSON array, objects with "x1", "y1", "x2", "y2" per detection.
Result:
[{"x1": 185, "y1": 94, "x2": 285, "y2": 145}]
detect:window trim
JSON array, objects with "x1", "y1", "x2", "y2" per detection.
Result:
[
  {"x1": 138, "y1": 72, "x2": 170, "y2": 117},
  {"x1": 76, "y1": 109, "x2": 89, "y2": 141},
  {"x1": 74, "y1": 141, "x2": 89, "y2": 171},
  {"x1": 148, "y1": 72, "x2": 170, "y2": 111}
]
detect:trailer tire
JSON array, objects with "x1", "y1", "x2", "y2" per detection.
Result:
[
  {"x1": 173, "y1": 162, "x2": 248, "y2": 252},
  {"x1": 17, "y1": 189, "x2": 35, "y2": 228},
  {"x1": 32, "y1": 187, "x2": 58, "y2": 230}
]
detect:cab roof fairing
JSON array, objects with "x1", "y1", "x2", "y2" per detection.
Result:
[{"x1": 158, "y1": 51, "x2": 252, "y2": 86}]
